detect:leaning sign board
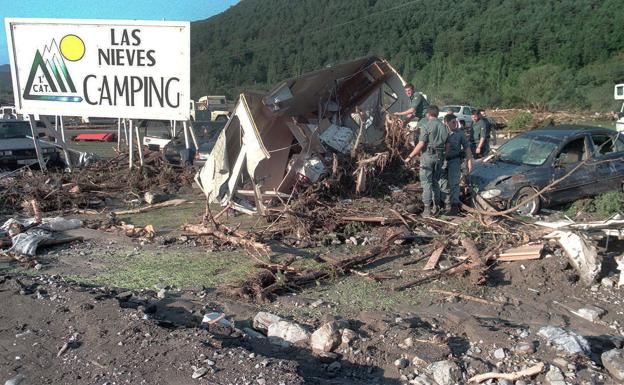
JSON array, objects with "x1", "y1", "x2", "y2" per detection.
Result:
[{"x1": 5, "y1": 18, "x2": 190, "y2": 120}]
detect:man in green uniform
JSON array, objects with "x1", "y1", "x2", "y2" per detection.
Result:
[
  {"x1": 396, "y1": 83, "x2": 427, "y2": 122},
  {"x1": 404, "y1": 105, "x2": 449, "y2": 217},
  {"x1": 470, "y1": 110, "x2": 491, "y2": 158},
  {"x1": 397, "y1": 83, "x2": 428, "y2": 146},
  {"x1": 439, "y1": 113, "x2": 473, "y2": 215}
]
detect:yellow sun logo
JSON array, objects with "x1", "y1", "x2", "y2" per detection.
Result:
[{"x1": 59, "y1": 34, "x2": 85, "y2": 61}]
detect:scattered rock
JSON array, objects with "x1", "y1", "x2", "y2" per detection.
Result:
[
  {"x1": 256, "y1": 378, "x2": 266, "y2": 385},
  {"x1": 427, "y1": 360, "x2": 462, "y2": 385},
  {"x1": 4, "y1": 374, "x2": 25, "y2": 385},
  {"x1": 310, "y1": 321, "x2": 341, "y2": 353},
  {"x1": 513, "y1": 342, "x2": 535, "y2": 355},
  {"x1": 538, "y1": 326, "x2": 590, "y2": 356},
  {"x1": 157, "y1": 288, "x2": 166, "y2": 299},
  {"x1": 341, "y1": 328, "x2": 357, "y2": 346},
  {"x1": 493, "y1": 347, "x2": 506, "y2": 360},
  {"x1": 576, "y1": 305, "x2": 606, "y2": 322},
  {"x1": 601, "y1": 348, "x2": 624, "y2": 381},
  {"x1": 310, "y1": 299, "x2": 325, "y2": 308},
  {"x1": 144, "y1": 191, "x2": 168, "y2": 205},
  {"x1": 317, "y1": 352, "x2": 338, "y2": 363},
  {"x1": 601, "y1": 277, "x2": 615, "y2": 288},
  {"x1": 409, "y1": 375, "x2": 434, "y2": 385},
  {"x1": 115, "y1": 291, "x2": 133, "y2": 301},
  {"x1": 394, "y1": 357, "x2": 409, "y2": 369},
  {"x1": 544, "y1": 365, "x2": 566, "y2": 385},
  {"x1": 191, "y1": 367, "x2": 208, "y2": 379},
  {"x1": 267, "y1": 320, "x2": 310, "y2": 346},
  {"x1": 253, "y1": 312, "x2": 282, "y2": 332}
]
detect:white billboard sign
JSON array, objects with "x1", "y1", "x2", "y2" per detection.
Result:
[{"x1": 5, "y1": 18, "x2": 190, "y2": 120}]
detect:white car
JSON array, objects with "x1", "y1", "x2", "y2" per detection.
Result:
[{"x1": 438, "y1": 105, "x2": 477, "y2": 128}]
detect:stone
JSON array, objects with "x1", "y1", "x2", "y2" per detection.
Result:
[
  {"x1": 409, "y1": 375, "x2": 434, "y2": 385},
  {"x1": 538, "y1": 326, "x2": 590, "y2": 356},
  {"x1": 601, "y1": 277, "x2": 615, "y2": 288},
  {"x1": 403, "y1": 337, "x2": 414, "y2": 348},
  {"x1": 310, "y1": 321, "x2": 341, "y2": 353},
  {"x1": 4, "y1": 374, "x2": 25, "y2": 385},
  {"x1": 327, "y1": 361, "x2": 341, "y2": 373},
  {"x1": 310, "y1": 299, "x2": 325, "y2": 308},
  {"x1": 515, "y1": 381, "x2": 527, "y2": 385},
  {"x1": 394, "y1": 357, "x2": 409, "y2": 369},
  {"x1": 513, "y1": 342, "x2": 535, "y2": 355},
  {"x1": 576, "y1": 305, "x2": 606, "y2": 322},
  {"x1": 144, "y1": 191, "x2": 168, "y2": 205},
  {"x1": 267, "y1": 320, "x2": 310, "y2": 346},
  {"x1": 498, "y1": 380, "x2": 512, "y2": 385},
  {"x1": 256, "y1": 378, "x2": 266, "y2": 385},
  {"x1": 341, "y1": 328, "x2": 357, "y2": 346},
  {"x1": 191, "y1": 367, "x2": 209, "y2": 379},
  {"x1": 544, "y1": 365, "x2": 566, "y2": 385},
  {"x1": 317, "y1": 352, "x2": 338, "y2": 363},
  {"x1": 157, "y1": 288, "x2": 166, "y2": 299},
  {"x1": 601, "y1": 348, "x2": 624, "y2": 381},
  {"x1": 493, "y1": 348, "x2": 506, "y2": 360},
  {"x1": 427, "y1": 360, "x2": 462, "y2": 385},
  {"x1": 253, "y1": 312, "x2": 282, "y2": 332},
  {"x1": 115, "y1": 291, "x2": 133, "y2": 301}
]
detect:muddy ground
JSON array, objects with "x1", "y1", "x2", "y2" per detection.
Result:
[{"x1": 1, "y1": 187, "x2": 624, "y2": 385}]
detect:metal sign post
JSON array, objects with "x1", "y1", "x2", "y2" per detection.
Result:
[{"x1": 28, "y1": 114, "x2": 47, "y2": 172}]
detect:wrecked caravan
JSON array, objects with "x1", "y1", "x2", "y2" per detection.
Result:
[{"x1": 196, "y1": 56, "x2": 416, "y2": 213}]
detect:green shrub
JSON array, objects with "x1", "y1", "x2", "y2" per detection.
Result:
[
  {"x1": 507, "y1": 111, "x2": 533, "y2": 130},
  {"x1": 564, "y1": 191, "x2": 624, "y2": 219}
]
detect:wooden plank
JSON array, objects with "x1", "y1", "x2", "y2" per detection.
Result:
[
  {"x1": 498, "y1": 244, "x2": 543, "y2": 261},
  {"x1": 423, "y1": 245, "x2": 445, "y2": 270},
  {"x1": 498, "y1": 254, "x2": 542, "y2": 262}
]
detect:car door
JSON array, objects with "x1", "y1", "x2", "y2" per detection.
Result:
[
  {"x1": 589, "y1": 132, "x2": 624, "y2": 193},
  {"x1": 548, "y1": 135, "x2": 597, "y2": 204}
]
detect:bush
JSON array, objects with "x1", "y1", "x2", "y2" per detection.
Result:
[
  {"x1": 564, "y1": 191, "x2": 624, "y2": 219},
  {"x1": 507, "y1": 111, "x2": 533, "y2": 130}
]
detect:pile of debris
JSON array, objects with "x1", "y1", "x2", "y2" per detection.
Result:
[
  {"x1": 0, "y1": 150, "x2": 195, "y2": 214},
  {"x1": 0, "y1": 201, "x2": 83, "y2": 266}
]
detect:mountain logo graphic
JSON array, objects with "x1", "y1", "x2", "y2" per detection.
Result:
[{"x1": 23, "y1": 35, "x2": 85, "y2": 102}]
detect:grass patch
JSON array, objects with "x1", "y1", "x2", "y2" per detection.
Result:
[
  {"x1": 119, "y1": 201, "x2": 206, "y2": 229},
  {"x1": 67, "y1": 249, "x2": 256, "y2": 290}
]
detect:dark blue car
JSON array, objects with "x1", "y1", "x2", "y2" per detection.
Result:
[{"x1": 469, "y1": 125, "x2": 624, "y2": 215}]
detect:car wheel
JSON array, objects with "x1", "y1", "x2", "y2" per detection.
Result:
[
  {"x1": 215, "y1": 115, "x2": 228, "y2": 122},
  {"x1": 513, "y1": 187, "x2": 541, "y2": 216}
]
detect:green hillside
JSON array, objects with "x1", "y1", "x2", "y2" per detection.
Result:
[{"x1": 190, "y1": 0, "x2": 624, "y2": 111}]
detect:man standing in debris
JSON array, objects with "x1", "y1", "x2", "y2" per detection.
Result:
[
  {"x1": 396, "y1": 84, "x2": 428, "y2": 145},
  {"x1": 470, "y1": 110, "x2": 491, "y2": 158},
  {"x1": 404, "y1": 105, "x2": 449, "y2": 217},
  {"x1": 439, "y1": 113, "x2": 473, "y2": 215},
  {"x1": 396, "y1": 83, "x2": 427, "y2": 122}
]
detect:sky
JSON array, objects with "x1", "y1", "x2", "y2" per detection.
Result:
[{"x1": 0, "y1": 0, "x2": 240, "y2": 65}]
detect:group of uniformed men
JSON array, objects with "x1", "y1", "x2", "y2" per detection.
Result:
[{"x1": 396, "y1": 83, "x2": 491, "y2": 217}]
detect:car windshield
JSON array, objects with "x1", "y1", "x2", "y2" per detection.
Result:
[
  {"x1": 441, "y1": 106, "x2": 461, "y2": 113},
  {"x1": 0, "y1": 121, "x2": 31, "y2": 139},
  {"x1": 496, "y1": 136, "x2": 558, "y2": 166}
]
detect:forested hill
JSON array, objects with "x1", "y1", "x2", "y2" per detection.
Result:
[{"x1": 191, "y1": 0, "x2": 624, "y2": 111}]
